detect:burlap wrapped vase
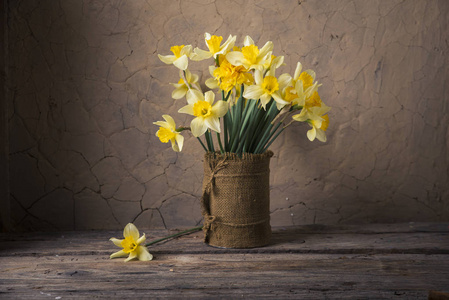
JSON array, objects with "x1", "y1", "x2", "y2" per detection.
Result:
[{"x1": 201, "y1": 151, "x2": 273, "y2": 248}]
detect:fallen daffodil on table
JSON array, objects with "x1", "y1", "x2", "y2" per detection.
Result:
[
  {"x1": 109, "y1": 224, "x2": 202, "y2": 262},
  {"x1": 109, "y1": 223, "x2": 153, "y2": 262},
  {"x1": 154, "y1": 32, "x2": 331, "y2": 155}
]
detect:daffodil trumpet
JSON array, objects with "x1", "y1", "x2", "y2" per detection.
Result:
[{"x1": 156, "y1": 33, "x2": 331, "y2": 155}]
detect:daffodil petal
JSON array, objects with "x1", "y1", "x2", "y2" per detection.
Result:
[
  {"x1": 162, "y1": 115, "x2": 176, "y2": 130},
  {"x1": 174, "y1": 134, "x2": 184, "y2": 152},
  {"x1": 180, "y1": 45, "x2": 192, "y2": 56},
  {"x1": 205, "y1": 77, "x2": 219, "y2": 89},
  {"x1": 191, "y1": 48, "x2": 213, "y2": 61},
  {"x1": 190, "y1": 117, "x2": 208, "y2": 137},
  {"x1": 153, "y1": 121, "x2": 170, "y2": 129},
  {"x1": 217, "y1": 34, "x2": 236, "y2": 56},
  {"x1": 173, "y1": 55, "x2": 188, "y2": 70},
  {"x1": 172, "y1": 86, "x2": 187, "y2": 99},
  {"x1": 304, "y1": 69, "x2": 316, "y2": 80},
  {"x1": 292, "y1": 113, "x2": 307, "y2": 122},
  {"x1": 225, "y1": 51, "x2": 245, "y2": 66},
  {"x1": 307, "y1": 127, "x2": 317, "y2": 141},
  {"x1": 158, "y1": 54, "x2": 177, "y2": 65},
  {"x1": 259, "y1": 41, "x2": 274, "y2": 57},
  {"x1": 110, "y1": 250, "x2": 128, "y2": 259},
  {"x1": 136, "y1": 233, "x2": 146, "y2": 245},
  {"x1": 124, "y1": 251, "x2": 137, "y2": 262},
  {"x1": 178, "y1": 104, "x2": 194, "y2": 115},
  {"x1": 205, "y1": 116, "x2": 221, "y2": 133},
  {"x1": 243, "y1": 35, "x2": 254, "y2": 46},
  {"x1": 243, "y1": 85, "x2": 264, "y2": 100},
  {"x1": 136, "y1": 245, "x2": 153, "y2": 261},
  {"x1": 293, "y1": 62, "x2": 303, "y2": 80},
  {"x1": 315, "y1": 129, "x2": 327, "y2": 142},
  {"x1": 186, "y1": 89, "x2": 204, "y2": 105},
  {"x1": 272, "y1": 93, "x2": 289, "y2": 106},
  {"x1": 278, "y1": 73, "x2": 292, "y2": 87},
  {"x1": 124, "y1": 223, "x2": 139, "y2": 241},
  {"x1": 254, "y1": 69, "x2": 266, "y2": 84},
  {"x1": 260, "y1": 94, "x2": 272, "y2": 109},
  {"x1": 109, "y1": 238, "x2": 123, "y2": 247},
  {"x1": 211, "y1": 100, "x2": 228, "y2": 118}
]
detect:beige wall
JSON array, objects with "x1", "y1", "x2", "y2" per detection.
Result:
[{"x1": 6, "y1": 0, "x2": 449, "y2": 231}]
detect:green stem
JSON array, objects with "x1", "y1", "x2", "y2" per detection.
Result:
[
  {"x1": 144, "y1": 226, "x2": 203, "y2": 247},
  {"x1": 205, "y1": 130, "x2": 215, "y2": 152},
  {"x1": 224, "y1": 115, "x2": 229, "y2": 151},
  {"x1": 261, "y1": 126, "x2": 285, "y2": 153},
  {"x1": 197, "y1": 137, "x2": 208, "y2": 152},
  {"x1": 216, "y1": 131, "x2": 224, "y2": 153}
]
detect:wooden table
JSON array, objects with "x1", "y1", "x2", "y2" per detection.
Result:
[{"x1": 1, "y1": 223, "x2": 448, "y2": 299}]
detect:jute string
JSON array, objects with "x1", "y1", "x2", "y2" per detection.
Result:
[{"x1": 201, "y1": 158, "x2": 228, "y2": 242}]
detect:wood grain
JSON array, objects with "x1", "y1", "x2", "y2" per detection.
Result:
[{"x1": 1, "y1": 223, "x2": 448, "y2": 299}]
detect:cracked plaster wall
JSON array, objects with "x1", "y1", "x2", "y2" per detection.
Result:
[{"x1": 5, "y1": 0, "x2": 449, "y2": 231}]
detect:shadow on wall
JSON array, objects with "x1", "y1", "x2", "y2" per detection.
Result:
[{"x1": 6, "y1": 0, "x2": 449, "y2": 232}]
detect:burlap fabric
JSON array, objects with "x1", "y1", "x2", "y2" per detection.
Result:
[{"x1": 201, "y1": 151, "x2": 273, "y2": 248}]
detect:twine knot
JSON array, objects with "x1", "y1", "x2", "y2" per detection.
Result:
[{"x1": 201, "y1": 157, "x2": 227, "y2": 242}]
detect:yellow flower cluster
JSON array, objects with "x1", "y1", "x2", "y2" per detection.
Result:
[{"x1": 155, "y1": 33, "x2": 331, "y2": 153}]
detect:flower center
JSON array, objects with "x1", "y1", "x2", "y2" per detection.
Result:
[
  {"x1": 157, "y1": 127, "x2": 176, "y2": 143},
  {"x1": 206, "y1": 35, "x2": 223, "y2": 53},
  {"x1": 193, "y1": 100, "x2": 212, "y2": 118},
  {"x1": 284, "y1": 86, "x2": 297, "y2": 102},
  {"x1": 170, "y1": 45, "x2": 185, "y2": 58},
  {"x1": 262, "y1": 76, "x2": 279, "y2": 95},
  {"x1": 121, "y1": 236, "x2": 138, "y2": 253},
  {"x1": 242, "y1": 44, "x2": 260, "y2": 64}
]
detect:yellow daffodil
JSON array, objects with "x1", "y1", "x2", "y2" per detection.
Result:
[
  {"x1": 293, "y1": 104, "x2": 331, "y2": 142},
  {"x1": 243, "y1": 69, "x2": 289, "y2": 109},
  {"x1": 226, "y1": 35, "x2": 273, "y2": 71},
  {"x1": 191, "y1": 33, "x2": 236, "y2": 61},
  {"x1": 178, "y1": 90, "x2": 228, "y2": 137},
  {"x1": 170, "y1": 69, "x2": 199, "y2": 99},
  {"x1": 282, "y1": 62, "x2": 315, "y2": 86},
  {"x1": 110, "y1": 223, "x2": 153, "y2": 262},
  {"x1": 212, "y1": 58, "x2": 254, "y2": 92},
  {"x1": 158, "y1": 45, "x2": 193, "y2": 70},
  {"x1": 153, "y1": 115, "x2": 184, "y2": 152}
]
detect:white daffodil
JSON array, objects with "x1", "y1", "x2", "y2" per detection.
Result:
[
  {"x1": 170, "y1": 69, "x2": 199, "y2": 99},
  {"x1": 191, "y1": 33, "x2": 236, "y2": 61},
  {"x1": 178, "y1": 90, "x2": 228, "y2": 137},
  {"x1": 109, "y1": 223, "x2": 153, "y2": 262},
  {"x1": 158, "y1": 45, "x2": 193, "y2": 70},
  {"x1": 226, "y1": 35, "x2": 273, "y2": 71},
  {"x1": 153, "y1": 115, "x2": 184, "y2": 152},
  {"x1": 243, "y1": 69, "x2": 289, "y2": 110}
]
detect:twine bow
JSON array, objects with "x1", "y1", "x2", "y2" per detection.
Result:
[{"x1": 201, "y1": 158, "x2": 228, "y2": 242}]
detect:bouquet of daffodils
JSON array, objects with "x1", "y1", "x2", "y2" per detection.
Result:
[{"x1": 154, "y1": 33, "x2": 330, "y2": 155}]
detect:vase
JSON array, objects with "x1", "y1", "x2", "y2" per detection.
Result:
[{"x1": 201, "y1": 150, "x2": 273, "y2": 248}]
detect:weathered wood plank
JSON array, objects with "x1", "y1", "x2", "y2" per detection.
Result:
[
  {"x1": 0, "y1": 223, "x2": 448, "y2": 299},
  {"x1": 1, "y1": 225, "x2": 448, "y2": 256},
  {"x1": 1, "y1": 253, "x2": 448, "y2": 299}
]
